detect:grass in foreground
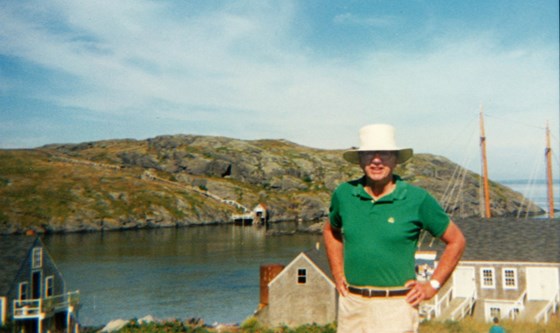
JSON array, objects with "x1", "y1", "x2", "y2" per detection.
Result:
[
  {"x1": 76, "y1": 315, "x2": 559, "y2": 333},
  {"x1": 419, "y1": 316, "x2": 559, "y2": 333}
]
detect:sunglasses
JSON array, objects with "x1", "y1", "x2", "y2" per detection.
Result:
[{"x1": 359, "y1": 151, "x2": 397, "y2": 163}]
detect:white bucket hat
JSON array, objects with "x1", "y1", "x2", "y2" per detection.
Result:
[{"x1": 343, "y1": 124, "x2": 413, "y2": 164}]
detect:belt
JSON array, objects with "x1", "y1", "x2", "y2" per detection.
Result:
[{"x1": 348, "y1": 286, "x2": 410, "y2": 298}]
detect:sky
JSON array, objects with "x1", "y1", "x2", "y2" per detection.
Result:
[{"x1": 1, "y1": 0, "x2": 558, "y2": 181}]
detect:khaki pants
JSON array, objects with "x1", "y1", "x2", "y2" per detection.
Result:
[{"x1": 337, "y1": 294, "x2": 419, "y2": 333}]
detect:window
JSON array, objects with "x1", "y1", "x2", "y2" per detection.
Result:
[
  {"x1": 19, "y1": 282, "x2": 29, "y2": 300},
  {"x1": 32, "y1": 247, "x2": 43, "y2": 269},
  {"x1": 481, "y1": 268, "x2": 495, "y2": 289},
  {"x1": 511, "y1": 308, "x2": 520, "y2": 319},
  {"x1": 502, "y1": 268, "x2": 518, "y2": 289},
  {"x1": 45, "y1": 276, "x2": 54, "y2": 297},
  {"x1": 297, "y1": 269, "x2": 307, "y2": 284},
  {"x1": 490, "y1": 307, "x2": 501, "y2": 319}
]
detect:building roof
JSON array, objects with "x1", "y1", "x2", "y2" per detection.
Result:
[
  {"x1": 419, "y1": 218, "x2": 560, "y2": 263},
  {"x1": 298, "y1": 218, "x2": 559, "y2": 283},
  {"x1": 303, "y1": 244, "x2": 334, "y2": 282},
  {"x1": 0, "y1": 235, "x2": 40, "y2": 295}
]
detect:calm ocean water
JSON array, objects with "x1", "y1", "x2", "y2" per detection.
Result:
[
  {"x1": 42, "y1": 223, "x2": 322, "y2": 327},
  {"x1": 37, "y1": 180, "x2": 558, "y2": 327}
]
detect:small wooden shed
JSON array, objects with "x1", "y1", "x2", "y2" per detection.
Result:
[{"x1": 255, "y1": 244, "x2": 337, "y2": 327}]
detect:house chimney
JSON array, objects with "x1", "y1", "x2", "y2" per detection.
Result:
[{"x1": 259, "y1": 264, "x2": 285, "y2": 306}]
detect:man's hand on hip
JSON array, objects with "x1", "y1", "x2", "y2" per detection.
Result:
[
  {"x1": 335, "y1": 275, "x2": 349, "y2": 297},
  {"x1": 404, "y1": 280, "x2": 438, "y2": 306}
]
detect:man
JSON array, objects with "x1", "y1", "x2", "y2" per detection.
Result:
[{"x1": 324, "y1": 124, "x2": 466, "y2": 333}]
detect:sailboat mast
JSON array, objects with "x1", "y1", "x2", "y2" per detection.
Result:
[
  {"x1": 545, "y1": 123, "x2": 554, "y2": 218},
  {"x1": 480, "y1": 107, "x2": 491, "y2": 218}
]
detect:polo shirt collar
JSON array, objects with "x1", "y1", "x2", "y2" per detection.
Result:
[{"x1": 352, "y1": 175, "x2": 407, "y2": 202}]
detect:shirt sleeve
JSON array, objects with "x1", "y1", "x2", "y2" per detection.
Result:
[
  {"x1": 329, "y1": 190, "x2": 343, "y2": 229},
  {"x1": 418, "y1": 192, "x2": 450, "y2": 238}
]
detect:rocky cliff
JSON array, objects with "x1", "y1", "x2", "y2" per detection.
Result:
[{"x1": 0, "y1": 135, "x2": 543, "y2": 234}]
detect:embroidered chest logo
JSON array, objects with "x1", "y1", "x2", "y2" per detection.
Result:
[{"x1": 387, "y1": 217, "x2": 395, "y2": 224}]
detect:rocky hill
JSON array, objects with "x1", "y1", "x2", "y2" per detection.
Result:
[{"x1": 0, "y1": 134, "x2": 543, "y2": 234}]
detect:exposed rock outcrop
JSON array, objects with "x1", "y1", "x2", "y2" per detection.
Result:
[{"x1": 0, "y1": 135, "x2": 544, "y2": 234}]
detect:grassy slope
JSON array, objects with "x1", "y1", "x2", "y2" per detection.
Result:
[
  {"x1": 0, "y1": 135, "x2": 542, "y2": 233},
  {"x1": 0, "y1": 149, "x2": 237, "y2": 231}
]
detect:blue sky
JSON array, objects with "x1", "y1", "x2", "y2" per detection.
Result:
[{"x1": 1, "y1": 0, "x2": 558, "y2": 180}]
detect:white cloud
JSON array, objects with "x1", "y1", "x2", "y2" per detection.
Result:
[{"x1": 0, "y1": 1, "x2": 557, "y2": 180}]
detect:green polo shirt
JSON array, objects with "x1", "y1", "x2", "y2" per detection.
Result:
[{"x1": 329, "y1": 175, "x2": 450, "y2": 287}]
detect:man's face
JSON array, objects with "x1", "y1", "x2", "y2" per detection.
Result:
[{"x1": 358, "y1": 151, "x2": 397, "y2": 183}]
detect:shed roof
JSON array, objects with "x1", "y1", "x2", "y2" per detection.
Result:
[
  {"x1": 0, "y1": 235, "x2": 39, "y2": 295},
  {"x1": 303, "y1": 245, "x2": 334, "y2": 282}
]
